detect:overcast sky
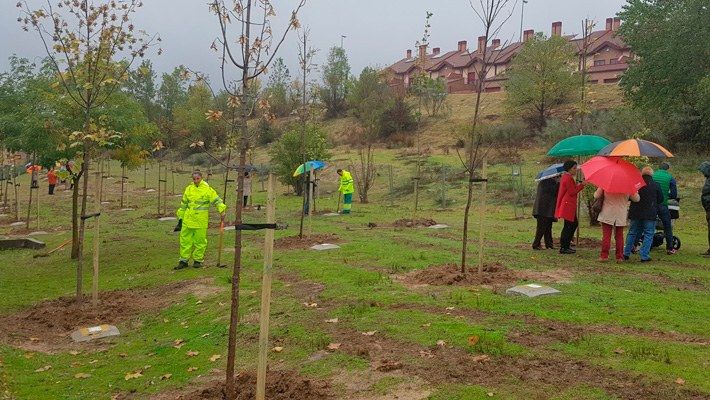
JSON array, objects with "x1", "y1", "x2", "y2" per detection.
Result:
[{"x1": 1, "y1": 0, "x2": 627, "y2": 84}]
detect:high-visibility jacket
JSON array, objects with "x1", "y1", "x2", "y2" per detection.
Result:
[
  {"x1": 338, "y1": 170, "x2": 354, "y2": 195},
  {"x1": 176, "y1": 181, "x2": 226, "y2": 229}
]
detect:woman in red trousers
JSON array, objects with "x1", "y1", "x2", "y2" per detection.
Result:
[{"x1": 555, "y1": 161, "x2": 586, "y2": 254}]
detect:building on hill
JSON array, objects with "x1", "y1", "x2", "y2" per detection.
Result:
[{"x1": 386, "y1": 17, "x2": 631, "y2": 94}]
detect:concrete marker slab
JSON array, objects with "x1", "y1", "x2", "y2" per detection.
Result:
[
  {"x1": 158, "y1": 217, "x2": 177, "y2": 221},
  {"x1": 506, "y1": 283, "x2": 560, "y2": 298},
  {"x1": 310, "y1": 243, "x2": 340, "y2": 251},
  {"x1": 428, "y1": 224, "x2": 449, "y2": 229},
  {"x1": 71, "y1": 324, "x2": 120, "y2": 342}
]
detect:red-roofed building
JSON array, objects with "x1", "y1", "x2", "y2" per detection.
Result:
[{"x1": 387, "y1": 17, "x2": 632, "y2": 94}]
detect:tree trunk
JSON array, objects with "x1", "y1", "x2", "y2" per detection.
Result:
[{"x1": 75, "y1": 145, "x2": 91, "y2": 305}]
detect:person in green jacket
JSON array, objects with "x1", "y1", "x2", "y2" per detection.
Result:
[
  {"x1": 652, "y1": 162, "x2": 678, "y2": 254},
  {"x1": 337, "y1": 168, "x2": 354, "y2": 214},
  {"x1": 174, "y1": 171, "x2": 227, "y2": 269}
]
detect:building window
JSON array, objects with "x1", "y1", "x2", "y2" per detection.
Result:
[
  {"x1": 467, "y1": 72, "x2": 476, "y2": 84},
  {"x1": 594, "y1": 60, "x2": 606, "y2": 66},
  {"x1": 610, "y1": 58, "x2": 618, "y2": 65}
]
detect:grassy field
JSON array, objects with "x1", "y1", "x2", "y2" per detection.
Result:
[{"x1": 0, "y1": 140, "x2": 708, "y2": 400}]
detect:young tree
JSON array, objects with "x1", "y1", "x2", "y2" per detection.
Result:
[
  {"x1": 619, "y1": 0, "x2": 710, "y2": 143},
  {"x1": 269, "y1": 123, "x2": 330, "y2": 193},
  {"x1": 460, "y1": 0, "x2": 515, "y2": 273},
  {"x1": 208, "y1": 1, "x2": 305, "y2": 397},
  {"x1": 125, "y1": 59, "x2": 159, "y2": 123},
  {"x1": 503, "y1": 34, "x2": 580, "y2": 131},
  {"x1": 18, "y1": 0, "x2": 159, "y2": 304},
  {"x1": 319, "y1": 46, "x2": 351, "y2": 118}
]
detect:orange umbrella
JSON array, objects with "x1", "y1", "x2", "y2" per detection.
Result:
[
  {"x1": 598, "y1": 139, "x2": 673, "y2": 157},
  {"x1": 26, "y1": 165, "x2": 41, "y2": 174}
]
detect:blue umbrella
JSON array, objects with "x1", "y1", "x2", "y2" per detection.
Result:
[
  {"x1": 293, "y1": 160, "x2": 327, "y2": 176},
  {"x1": 535, "y1": 163, "x2": 564, "y2": 182}
]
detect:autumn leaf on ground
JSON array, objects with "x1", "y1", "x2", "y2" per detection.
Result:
[
  {"x1": 436, "y1": 340, "x2": 447, "y2": 346},
  {"x1": 419, "y1": 350, "x2": 434, "y2": 359},
  {"x1": 325, "y1": 318, "x2": 338, "y2": 323},
  {"x1": 201, "y1": 333, "x2": 210, "y2": 338},
  {"x1": 69, "y1": 351, "x2": 80, "y2": 356},
  {"x1": 160, "y1": 374, "x2": 172, "y2": 380},
  {"x1": 361, "y1": 331, "x2": 377, "y2": 336},
  {"x1": 74, "y1": 373, "x2": 91, "y2": 379},
  {"x1": 143, "y1": 365, "x2": 152, "y2": 370},
  {"x1": 487, "y1": 392, "x2": 495, "y2": 397},
  {"x1": 118, "y1": 352, "x2": 128, "y2": 357},
  {"x1": 29, "y1": 337, "x2": 40, "y2": 342},
  {"x1": 187, "y1": 367, "x2": 198, "y2": 372},
  {"x1": 675, "y1": 378, "x2": 685, "y2": 385},
  {"x1": 421, "y1": 323, "x2": 431, "y2": 327},
  {"x1": 186, "y1": 351, "x2": 199, "y2": 357},
  {"x1": 70, "y1": 361, "x2": 82, "y2": 368},
  {"x1": 23, "y1": 353, "x2": 34, "y2": 359},
  {"x1": 89, "y1": 359, "x2": 98, "y2": 364},
  {"x1": 124, "y1": 370, "x2": 143, "y2": 380},
  {"x1": 172, "y1": 339, "x2": 185, "y2": 349},
  {"x1": 195, "y1": 300, "x2": 203, "y2": 305},
  {"x1": 209, "y1": 354, "x2": 221, "y2": 362},
  {"x1": 445, "y1": 307, "x2": 455, "y2": 310},
  {"x1": 34, "y1": 365, "x2": 52, "y2": 372},
  {"x1": 468, "y1": 335, "x2": 479, "y2": 347},
  {"x1": 613, "y1": 348, "x2": 625, "y2": 354},
  {"x1": 163, "y1": 318, "x2": 169, "y2": 323},
  {"x1": 272, "y1": 346, "x2": 284, "y2": 352},
  {"x1": 327, "y1": 343, "x2": 341, "y2": 351},
  {"x1": 303, "y1": 302, "x2": 318, "y2": 308},
  {"x1": 471, "y1": 355, "x2": 491, "y2": 363}
]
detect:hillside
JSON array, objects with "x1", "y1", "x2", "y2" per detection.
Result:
[{"x1": 322, "y1": 85, "x2": 625, "y2": 149}]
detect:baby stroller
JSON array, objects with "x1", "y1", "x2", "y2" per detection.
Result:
[{"x1": 634, "y1": 198, "x2": 681, "y2": 252}]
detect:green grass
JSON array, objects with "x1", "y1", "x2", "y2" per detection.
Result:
[{"x1": 1, "y1": 148, "x2": 708, "y2": 399}]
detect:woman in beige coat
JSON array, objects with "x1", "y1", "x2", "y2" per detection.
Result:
[{"x1": 595, "y1": 188, "x2": 640, "y2": 261}]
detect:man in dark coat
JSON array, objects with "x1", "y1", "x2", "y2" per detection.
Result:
[
  {"x1": 532, "y1": 176, "x2": 560, "y2": 250},
  {"x1": 623, "y1": 166, "x2": 663, "y2": 262},
  {"x1": 699, "y1": 161, "x2": 710, "y2": 257}
]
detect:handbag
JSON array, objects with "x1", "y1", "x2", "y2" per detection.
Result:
[{"x1": 591, "y1": 192, "x2": 604, "y2": 214}]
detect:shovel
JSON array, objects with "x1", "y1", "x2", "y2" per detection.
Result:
[{"x1": 216, "y1": 219, "x2": 227, "y2": 268}]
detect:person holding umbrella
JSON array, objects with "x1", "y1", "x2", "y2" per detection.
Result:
[
  {"x1": 623, "y1": 167, "x2": 663, "y2": 262},
  {"x1": 555, "y1": 161, "x2": 586, "y2": 254},
  {"x1": 532, "y1": 165, "x2": 561, "y2": 250},
  {"x1": 174, "y1": 171, "x2": 227, "y2": 270}
]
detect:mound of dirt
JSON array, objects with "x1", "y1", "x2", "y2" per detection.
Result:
[
  {"x1": 0, "y1": 279, "x2": 218, "y2": 352},
  {"x1": 180, "y1": 370, "x2": 333, "y2": 400},
  {"x1": 274, "y1": 234, "x2": 340, "y2": 250},
  {"x1": 390, "y1": 219, "x2": 437, "y2": 228},
  {"x1": 401, "y1": 263, "x2": 521, "y2": 287}
]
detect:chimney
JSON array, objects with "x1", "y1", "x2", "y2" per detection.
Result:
[
  {"x1": 523, "y1": 29, "x2": 534, "y2": 42},
  {"x1": 551, "y1": 21, "x2": 562, "y2": 37},
  {"x1": 418, "y1": 44, "x2": 427, "y2": 62},
  {"x1": 433, "y1": 47, "x2": 440, "y2": 56},
  {"x1": 492, "y1": 39, "x2": 501, "y2": 48},
  {"x1": 457, "y1": 40, "x2": 467, "y2": 52},
  {"x1": 406, "y1": 49, "x2": 412, "y2": 59},
  {"x1": 613, "y1": 17, "x2": 621, "y2": 31},
  {"x1": 606, "y1": 17, "x2": 613, "y2": 31},
  {"x1": 477, "y1": 35, "x2": 487, "y2": 53}
]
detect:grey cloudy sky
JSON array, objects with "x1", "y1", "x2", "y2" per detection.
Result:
[{"x1": 1, "y1": 0, "x2": 627, "y2": 84}]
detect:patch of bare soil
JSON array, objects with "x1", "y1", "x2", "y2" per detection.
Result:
[
  {"x1": 390, "y1": 219, "x2": 437, "y2": 228},
  {"x1": 165, "y1": 370, "x2": 334, "y2": 400},
  {"x1": 400, "y1": 263, "x2": 521, "y2": 287},
  {"x1": 0, "y1": 278, "x2": 220, "y2": 353},
  {"x1": 140, "y1": 213, "x2": 167, "y2": 219},
  {"x1": 274, "y1": 234, "x2": 340, "y2": 251}
]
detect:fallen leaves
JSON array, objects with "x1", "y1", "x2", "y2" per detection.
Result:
[
  {"x1": 74, "y1": 373, "x2": 91, "y2": 379},
  {"x1": 675, "y1": 378, "x2": 685, "y2": 385},
  {"x1": 118, "y1": 352, "x2": 128, "y2": 358},
  {"x1": 471, "y1": 354, "x2": 491, "y2": 363},
  {"x1": 186, "y1": 350, "x2": 200, "y2": 357},
  {"x1": 187, "y1": 367, "x2": 198, "y2": 372},
  {"x1": 23, "y1": 353, "x2": 34, "y2": 359},
  {"x1": 468, "y1": 335, "x2": 479, "y2": 347},
  {"x1": 172, "y1": 339, "x2": 185, "y2": 349},
  {"x1": 421, "y1": 323, "x2": 431, "y2": 327},
  {"x1": 613, "y1": 348, "x2": 625, "y2": 354},
  {"x1": 209, "y1": 354, "x2": 221, "y2": 362},
  {"x1": 436, "y1": 340, "x2": 447, "y2": 347},
  {"x1": 69, "y1": 351, "x2": 80, "y2": 356},
  {"x1": 325, "y1": 318, "x2": 339, "y2": 323},
  {"x1": 374, "y1": 360, "x2": 403, "y2": 372},
  {"x1": 124, "y1": 370, "x2": 143, "y2": 380},
  {"x1": 29, "y1": 337, "x2": 40, "y2": 342},
  {"x1": 327, "y1": 343, "x2": 341, "y2": 351},
  {"x1": 34, "y1": 365, "x2": 52, "y2": 373},
  {"x1": 418, "y1": 350, "x2": 434, "y2": 359},
  {"x1": 271, "y1": 346, "x2": 284, "y2": 353},
  {"x1": 160, "y1": 374, "x2": 172, "y2": 380},
  {"x1": 303, "y1": 302, "x2": 318, "y2": 308},
  {"x1": 361, "y1": 331, "x2": 377, "y2": 336}
]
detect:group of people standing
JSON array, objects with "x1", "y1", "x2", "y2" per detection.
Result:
[{"x1": 534, "y1": 160, "x2": 710, "y2": 261}]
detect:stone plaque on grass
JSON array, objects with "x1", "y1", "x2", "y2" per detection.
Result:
[
  {"x1": 310, "y1": 243, "x2": 340, "y2": 251},
  {"x1": 158, "y1": 217, "x2": 177, "y2": 221},
  {"x1": 428, "y1": 224, "x2": 449, "y2": 229},
  {"x1": 71, "y1": 324, "x2": 120, "y2": 342},
  {"x1": 506, "y1": 283, "x2": 560, "y2": 298},
  {"x1": 323, "y1": 213, "x2": 339, "y2": 217}
]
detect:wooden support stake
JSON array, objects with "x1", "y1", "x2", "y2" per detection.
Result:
[
  {"x1": 91, "y1": 164, "x2": 102, "y2": 307},
  {"x1": 308, "y1": 168, "x2": 313, "y2": 236},
  {"x1": 255, "y1": 174, "x2": 276, "y2": 400},
  {"x1": 478, "y1": 157, "x2": 487, "y2": 274}
]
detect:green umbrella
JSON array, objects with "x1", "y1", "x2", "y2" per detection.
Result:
[{"x1": 546, "y1": 134, "x2": 611, "y2": 157}]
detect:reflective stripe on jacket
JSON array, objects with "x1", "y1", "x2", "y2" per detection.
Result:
[
  {"x1": 176, "y1": 181, "x2": 227, "y2": 229},
  {"x1": 338, "y1": 170, "x2": 354, "y2": 195}
]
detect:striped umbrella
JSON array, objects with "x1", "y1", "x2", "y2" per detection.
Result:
[{"x1": 598, "y1": 139, "x2": 673, "y2": 158}]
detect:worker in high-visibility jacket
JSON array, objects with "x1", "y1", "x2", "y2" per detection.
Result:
[
  {"x1": 337, "y1": 168, "x2": 354, "y2": 214},
  {"x1": 174, "y1": 171, "x2": 226, "y2": 269}
]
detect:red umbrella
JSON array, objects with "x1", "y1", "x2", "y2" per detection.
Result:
[{"x1": 580, "y1": 156, "x2": 646, "y2": 195}]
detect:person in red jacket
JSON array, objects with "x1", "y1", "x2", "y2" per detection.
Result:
[
  {"x1": 47, "y1": 167, "x2": 57, "y2": 195},
  {"x1": 555, "y1": 160, "x2": 586, "y2": 254}
]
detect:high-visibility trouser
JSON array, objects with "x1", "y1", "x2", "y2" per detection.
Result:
[
  {"x1": 342, "y1": 193, "x2": 352, "y2": 213},
  {"x1": 179, "y1": 227, "x2": 208, "y2": 262}
]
